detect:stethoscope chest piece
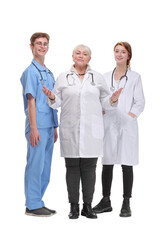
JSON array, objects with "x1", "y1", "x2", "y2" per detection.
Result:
[
  {"x1": 110, "y1": 86, "x2": 115, "y2": 92},
  {"x1": 90, "y1": 82, "x2": 95, "y2": 86},
  {"x1": 41, "y1": 79, "x2": 46, "y2": 85}
]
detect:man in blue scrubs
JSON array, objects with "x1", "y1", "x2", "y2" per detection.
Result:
[{"x1": 20, "y1": 32, "x2": 58, "y2": 217}]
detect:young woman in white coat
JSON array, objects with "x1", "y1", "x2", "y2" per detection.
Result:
[
  {"x1": 93, "y1": 42, "x2": 145, "y2": 217},
  {"x1": 42, "y1": 44, "x2": 122, "y2": 219}
]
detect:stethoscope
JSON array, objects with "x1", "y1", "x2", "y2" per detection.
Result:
[
  {"x1": 32, "y1": 62, "x2": 54, "y2": 84},
  {"x1": 110, "y1": 67, "x2": 128, "y2": 92},
  {"x1": 66, "y1": 72, "x2": 95, "y2": 86}
]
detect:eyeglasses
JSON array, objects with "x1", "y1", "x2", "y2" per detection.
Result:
[{"x1": 35, "y1": 41, "x2": 49, "y2": 48}]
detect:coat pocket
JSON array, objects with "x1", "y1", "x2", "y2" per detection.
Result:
[
  {"x1": 92, "y1": 115, "x2": 104, "y2": 139},
  {"x1": 122, "y1": 113, "x2": 138, "y2": 137}
]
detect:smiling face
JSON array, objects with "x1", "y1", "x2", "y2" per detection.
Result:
[
  {"x1": 72, "y1": 47, "x2": 91, "y2": 68},
  {"x1": 114, "y1": 45, "x2": 129, "y2": 66},
  {"x1": 30, "y1": 37, "x2": 49, "y2": 58}
]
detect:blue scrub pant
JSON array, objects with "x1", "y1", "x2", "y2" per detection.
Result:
[{"x1": 25, "y1": 127, "x2": 54, "y2": 210}]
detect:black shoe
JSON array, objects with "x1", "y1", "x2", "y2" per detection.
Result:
[
  {"x1": 44, "y1": 207, "x2": 56, "y2": 215},
  {"x1": 93, "y1": 197, "x2": 113, "y2": 214},
  {"x1": 119, "y1": 198, "x2": 131, "y2": 217},
  {"x1": 25, "y1": 207, "x2": 53, "y2": 217},
  {"x1": 81, "y1": 203, "x2": 97, "y2": 219},
  {"x1": 68, "y1": 203, "x2": 79, "y2": 219}
]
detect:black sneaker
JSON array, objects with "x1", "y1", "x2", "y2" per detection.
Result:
[
  {"x1": 44, "y1": 207, "x2": 56, "y2": 215},
  {"x1": 93, "y1": 197, "x2": 113, "y2": 214},
  {"x1": 119, "y1": 198, "x2": 131, "y2": 217},
  {"x1": 25, "y1": 207, "x2": 54, "y2": 217}
]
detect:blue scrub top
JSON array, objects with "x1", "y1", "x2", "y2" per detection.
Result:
[{"x1": 20, "y1": 59, "x2": 58, "y2": 133}]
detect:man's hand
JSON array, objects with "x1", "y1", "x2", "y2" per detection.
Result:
[{"x1": 30, "y1": 128, "x2": 41, "y2": 147}]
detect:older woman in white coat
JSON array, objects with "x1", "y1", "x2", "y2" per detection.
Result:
[
  {"x1": 42, "y1": 44, "x2": 122, "y2": 219},
  {"x1": 93, "y1": 42, "x2": 145, "y2": 217}
]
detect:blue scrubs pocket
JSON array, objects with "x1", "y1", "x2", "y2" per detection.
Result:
[{"x1": 37, "y1": 103, "x2": 51, "y2": 113}]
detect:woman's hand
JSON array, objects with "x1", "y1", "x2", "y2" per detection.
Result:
[
  {"x1": 128, "y1": 112, "x2": 136, "y2": 118},
  {"x1": 42, "y1": 86, "x2": 55, "y2": 100},
  {"x1": 111, "y1": 88, "x2": 123, "y2": 103}
]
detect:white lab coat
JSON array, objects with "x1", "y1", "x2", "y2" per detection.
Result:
[
  {"x1": 102, "y1": 69, "x2": 145, "y2": 166},
  {"x1": 48, "y1": 69, "x2": 112, "y2": 158}
]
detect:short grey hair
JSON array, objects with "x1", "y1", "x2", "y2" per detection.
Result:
[{"x1": 73, "y1": 44, "x2": 92, "y2": 56}]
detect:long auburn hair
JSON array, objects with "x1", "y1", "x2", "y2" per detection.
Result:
[{"x1": 114, "y1": 42, "x2": 132, "y2": 68}]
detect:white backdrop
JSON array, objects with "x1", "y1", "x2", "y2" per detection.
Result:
[{"x1": 1, "y1": 0, "x2": 160, "y2": 239}]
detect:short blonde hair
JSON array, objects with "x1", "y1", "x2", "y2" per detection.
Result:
[{"x1": 73, "y1": 44, "x2": 92, "y2": 56}]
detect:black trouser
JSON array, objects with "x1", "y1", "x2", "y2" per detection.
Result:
[
  {"x1": 65, "y1": 158, "x2": 98, "y2": 204},
  {"x1": 102, "y1": 165, "x2": 133, "y2": 198}
]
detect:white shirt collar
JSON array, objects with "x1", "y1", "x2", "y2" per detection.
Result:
[{"x1": 70, "y1": 64, "x2": 91, "y2": 74}]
